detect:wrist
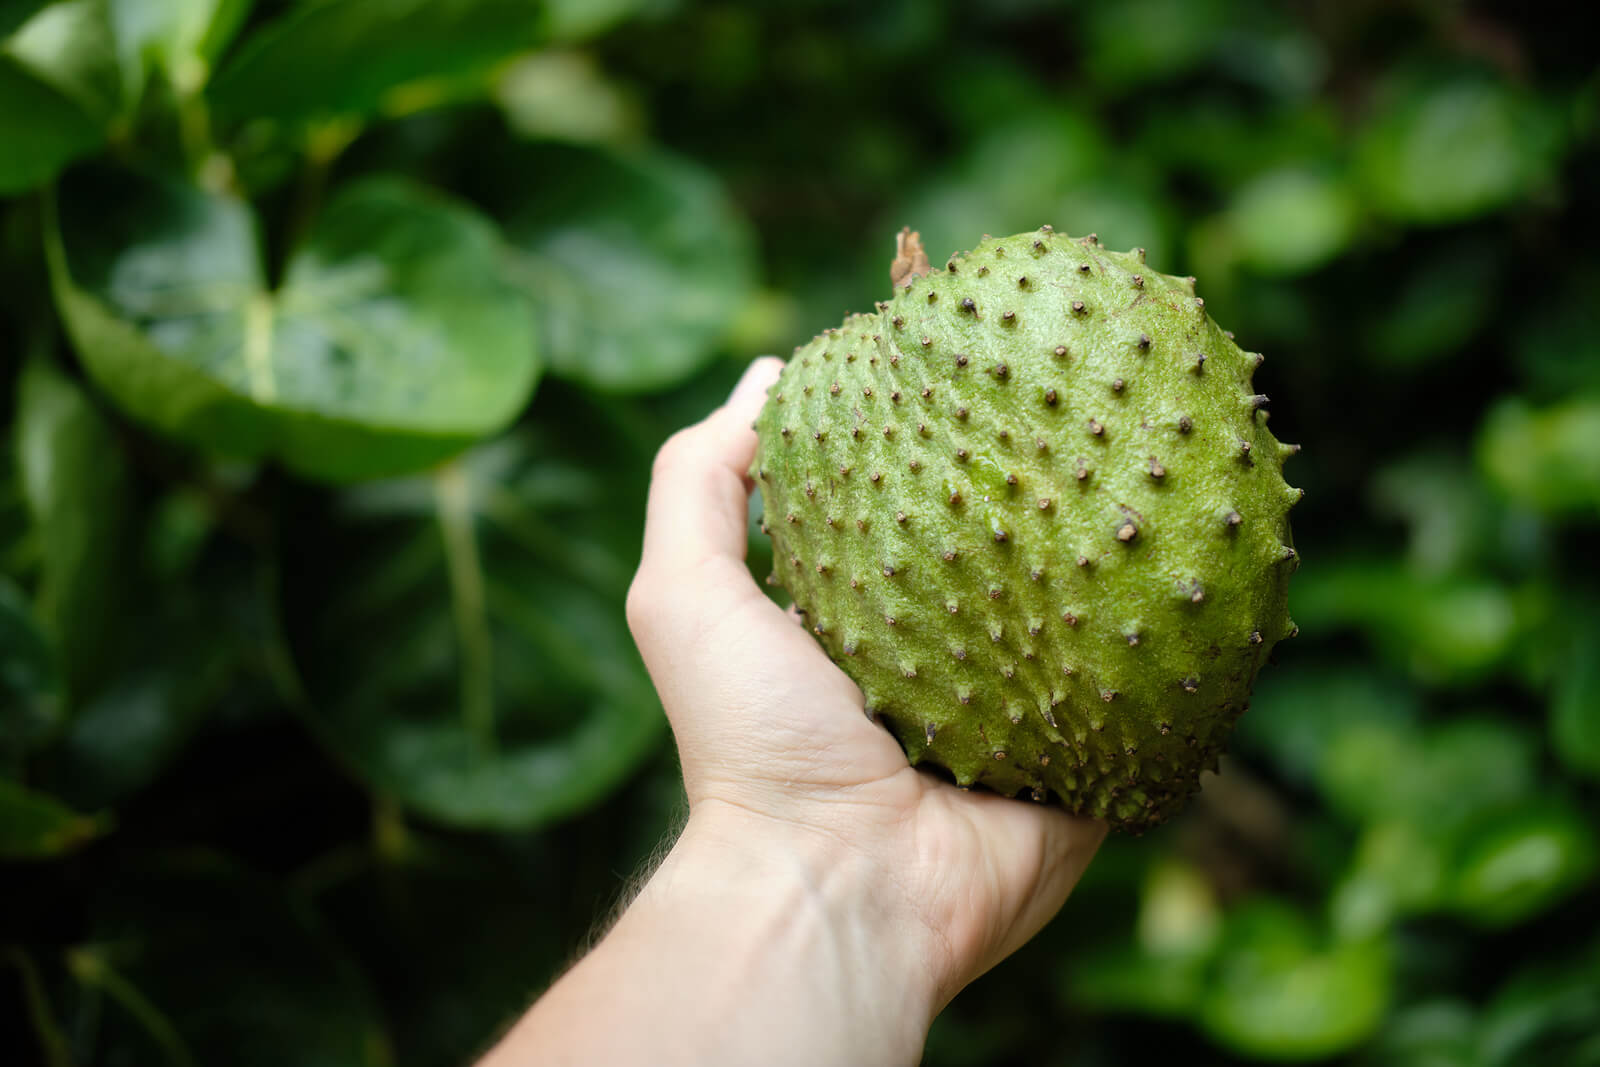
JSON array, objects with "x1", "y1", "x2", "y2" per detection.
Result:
[{"x1": 636, "y1": 801, "x2": 944, "y2": 1063}]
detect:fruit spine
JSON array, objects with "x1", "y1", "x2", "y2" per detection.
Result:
[{"x1": 752, "y1": 228, "x2": 1300, "y2": 831}]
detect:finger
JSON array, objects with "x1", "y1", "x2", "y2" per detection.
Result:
[{"x1": 638, "y1": 357, "x2": 784, "y2": 579}]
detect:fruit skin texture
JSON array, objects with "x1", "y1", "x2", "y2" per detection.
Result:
[{"x1": 750, "y1": 229, "x2": 1302, "y2": 832}]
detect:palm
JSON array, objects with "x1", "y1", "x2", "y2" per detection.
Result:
[{"x1": 628, "y1": 358, "x2": 1104, "y2": 1002}]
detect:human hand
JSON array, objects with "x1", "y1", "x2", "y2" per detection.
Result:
[
  {"x1": 486, "y1": 358, "x2": 1103, "y2": 1067},
  {"x1": 627, "y1": 356, "x2": 1106, "y2": 1010}
]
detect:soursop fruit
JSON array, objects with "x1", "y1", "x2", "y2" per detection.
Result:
[{"x1": 750, "y1": 228, "x2": 1302, "y2": 832}]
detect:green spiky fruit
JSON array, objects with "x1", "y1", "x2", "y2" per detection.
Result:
[{"x1": 750, "y1": 228, "x2": 1302, "y2": 832}]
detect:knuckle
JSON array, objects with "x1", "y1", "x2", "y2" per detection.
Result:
[
  {"x1": 650, "y1": 428, "x2": 700, "y2": 482},
  {"x1": 624, "y1": 573, "x2": 661, "y2": 640}
]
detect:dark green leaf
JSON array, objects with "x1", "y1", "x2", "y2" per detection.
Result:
[
  {"x1": 0, "y1": 1, "x2": 53, "y2": 39},
  {"x1": 49, "y1": 165, "x2": 541, "y2": 482},
  {"x1": 286, "y1": 402, "x2": 665, "y2": 829},
  {"x1": 496, "y1": 142, "x2": 755, "y2": 393},
  {"x1": 67, "y1": 853, "x2": 389, "y2": 1066},
  {"x1": 3, "y1": 0, "x2": 123, "y2": 121},
  {"x1": 208, "y1": 0, "x2": 545, "y2": 123},
  {"x1": 1551, "y1": 612, "x2": 1600, "y2": 779},
  {"x1": 0, "y1": 777, "x2": 104, "y2": 858},
  {"x1": 1359, "y1": 1001, "x2": 1482, "y2": 1067},
  {"x1": 0, "y1": 55, "x2": 102, "y2": 194},
  {"x1": 14, "y1": 358, "x2": 132, "y2": 700},
  {"x1": 1481, "y1": 943, "x2": 1600, "y2": 1067},
  {"x1": 1363, "y1": 240, "x2": 1500, "y2": 369},
  {"x1": 1241, "y1": 665, "x2": 1421, "y2": 788},
  {"x1": 317, "y1": 837, "x2": 567, "y2": 1067},
  {"x1": 0, "y1": 574, "x2": 61, "y2": 759}
]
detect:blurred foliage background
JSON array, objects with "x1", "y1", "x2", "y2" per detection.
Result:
[{"x1": 3, "y1": 0, "x2": 1598, "y2": 1063}]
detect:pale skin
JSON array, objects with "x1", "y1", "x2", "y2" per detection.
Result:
[{"x1": 481, "y1": 358, "x2": 1106, "y2": 1067}]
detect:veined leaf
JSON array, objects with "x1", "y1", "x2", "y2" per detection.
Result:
[
  {"x1": 285, "y1": 399, "x2": 664, "y2": 829},
  {"x1": 48, "y1": 165, "x2": 541, "y2": 483},
  {"x1": 208, "y1": 0, "x2": 544, "y2": 123},
  {"x1": 494, "y1": 141, "x2": 755, "y2": 394}
]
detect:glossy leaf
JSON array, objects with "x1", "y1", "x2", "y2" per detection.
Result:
[
  {"x1": 0, "y1": 777, "x2": 104, "y2": 859},
  {"x1": 49, "y1": 165, "x2": 540, "y2": 482},
  {"x1": 1199, "y1": 902, "x2": 1390, "y2": 1060},
  {"x1": 496, "y1": 142, "x2": 755, "y2": 393},
  {"x1": 285, "y1": 402, "x2": 665, "y2": 829},
  {"x1": 3, "y1": 0, "x2": 122, "y2": 121},
  {"x1": 107, "y1": 0, "x2": 254, "y2": 95},
  {"x1": 0, "y1": 55, "x2": 102, "y2": 194},
  {"x1": 207, "y1": 0, "x2": 544, "y2": 123},
  {"x1": 14, "y1": 358, "x2": 131, "y2": 700}
]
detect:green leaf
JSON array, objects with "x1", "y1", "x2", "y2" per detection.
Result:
[
  {"x1": 317, "y1": 837, "x2": 568, "y2": 1067},
  {"x1": 0, "y1": 55, "x2": 102, "y2": 194},
  {"x1": 208, "y1": 0, "x2": 545, "y2": 123},
  {"x1": 496, "y1": 142, "x2": 755, "y2": 393},
  {"x1": 0, "y1": 1, "x2": 53, "y2": 39},
  {"x1": 543, "y1": 0, "x2": 673, "y2": 43},
  {"x1": 1359, "y1": 1001, "x2": 1482, "y2": 1067},
  {"x1": 1362, "y1": 240, "x2": 1501, "y2": 369},
  {"x1": 107, "y1": 0, "x2": 254, "y2": 96},
  {"x1": 1199, "y1": 901, "x2": 1391, "y2": 1060},
  {"x1": 1551, "y1": 612, "x2": 1600, "y2": 778},
  {"x1": 49, "y1": 165, "x2": 541, "y2": 482},
  {"x1": 1481, "y1": 943, "x2": 1600, "y2": 1067},
  {"x1": 1291, "y1": 556, "x2": 1540, "y2": 683},
  {"x1": 895, "y1": 109, "x2": 1178, "y2": 272},
  {"x1": 15, "y1": 358, "x2": 132, "y2": 700},
  {"x1": 1448, "y1": 801, "x2": 1597, "y2": 928},
  {"x1": 1357, "y1": 74, "x2": 1563, "y2": 224},
  {"x1": 0, "y1": 777, "x2": 104, "y2": 859},
  {"x1": 67, "y1": 854, "x2": 389, "y2": 1066},
  {"x1": 0, "y1": 574, "x2": 62, "y2": 759},
  {"x1": 1227, "y1": 168, "x2": 1357, "y2": 276},
  {"x1": 3, "y1": 0, "x2": 122, "y2": 121},
  {"x1": 285, "y1": 401, "x2": 666, "y2": 829},
  {"x1": 1240, "y1": 665, "x2": 1420, "y2": 788},
  {"x1": 1478, "y1": 397, "x2": 1600, "y2": 518}
]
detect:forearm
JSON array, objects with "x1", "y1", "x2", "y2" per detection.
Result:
[{"x1": 482, "y1": 806, "x2": 942, "y2": 1067}]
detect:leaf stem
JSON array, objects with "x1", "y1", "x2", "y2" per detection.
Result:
[
  {"x1": 433, "y1": 463, "x2": 496, "y2": 754},
  {"x1": 5, "y1": 948, "x2": 75, "y2": 1067},
  {"x1": 66, "y1": 947, "x2": 196, "y2": 1067}
]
